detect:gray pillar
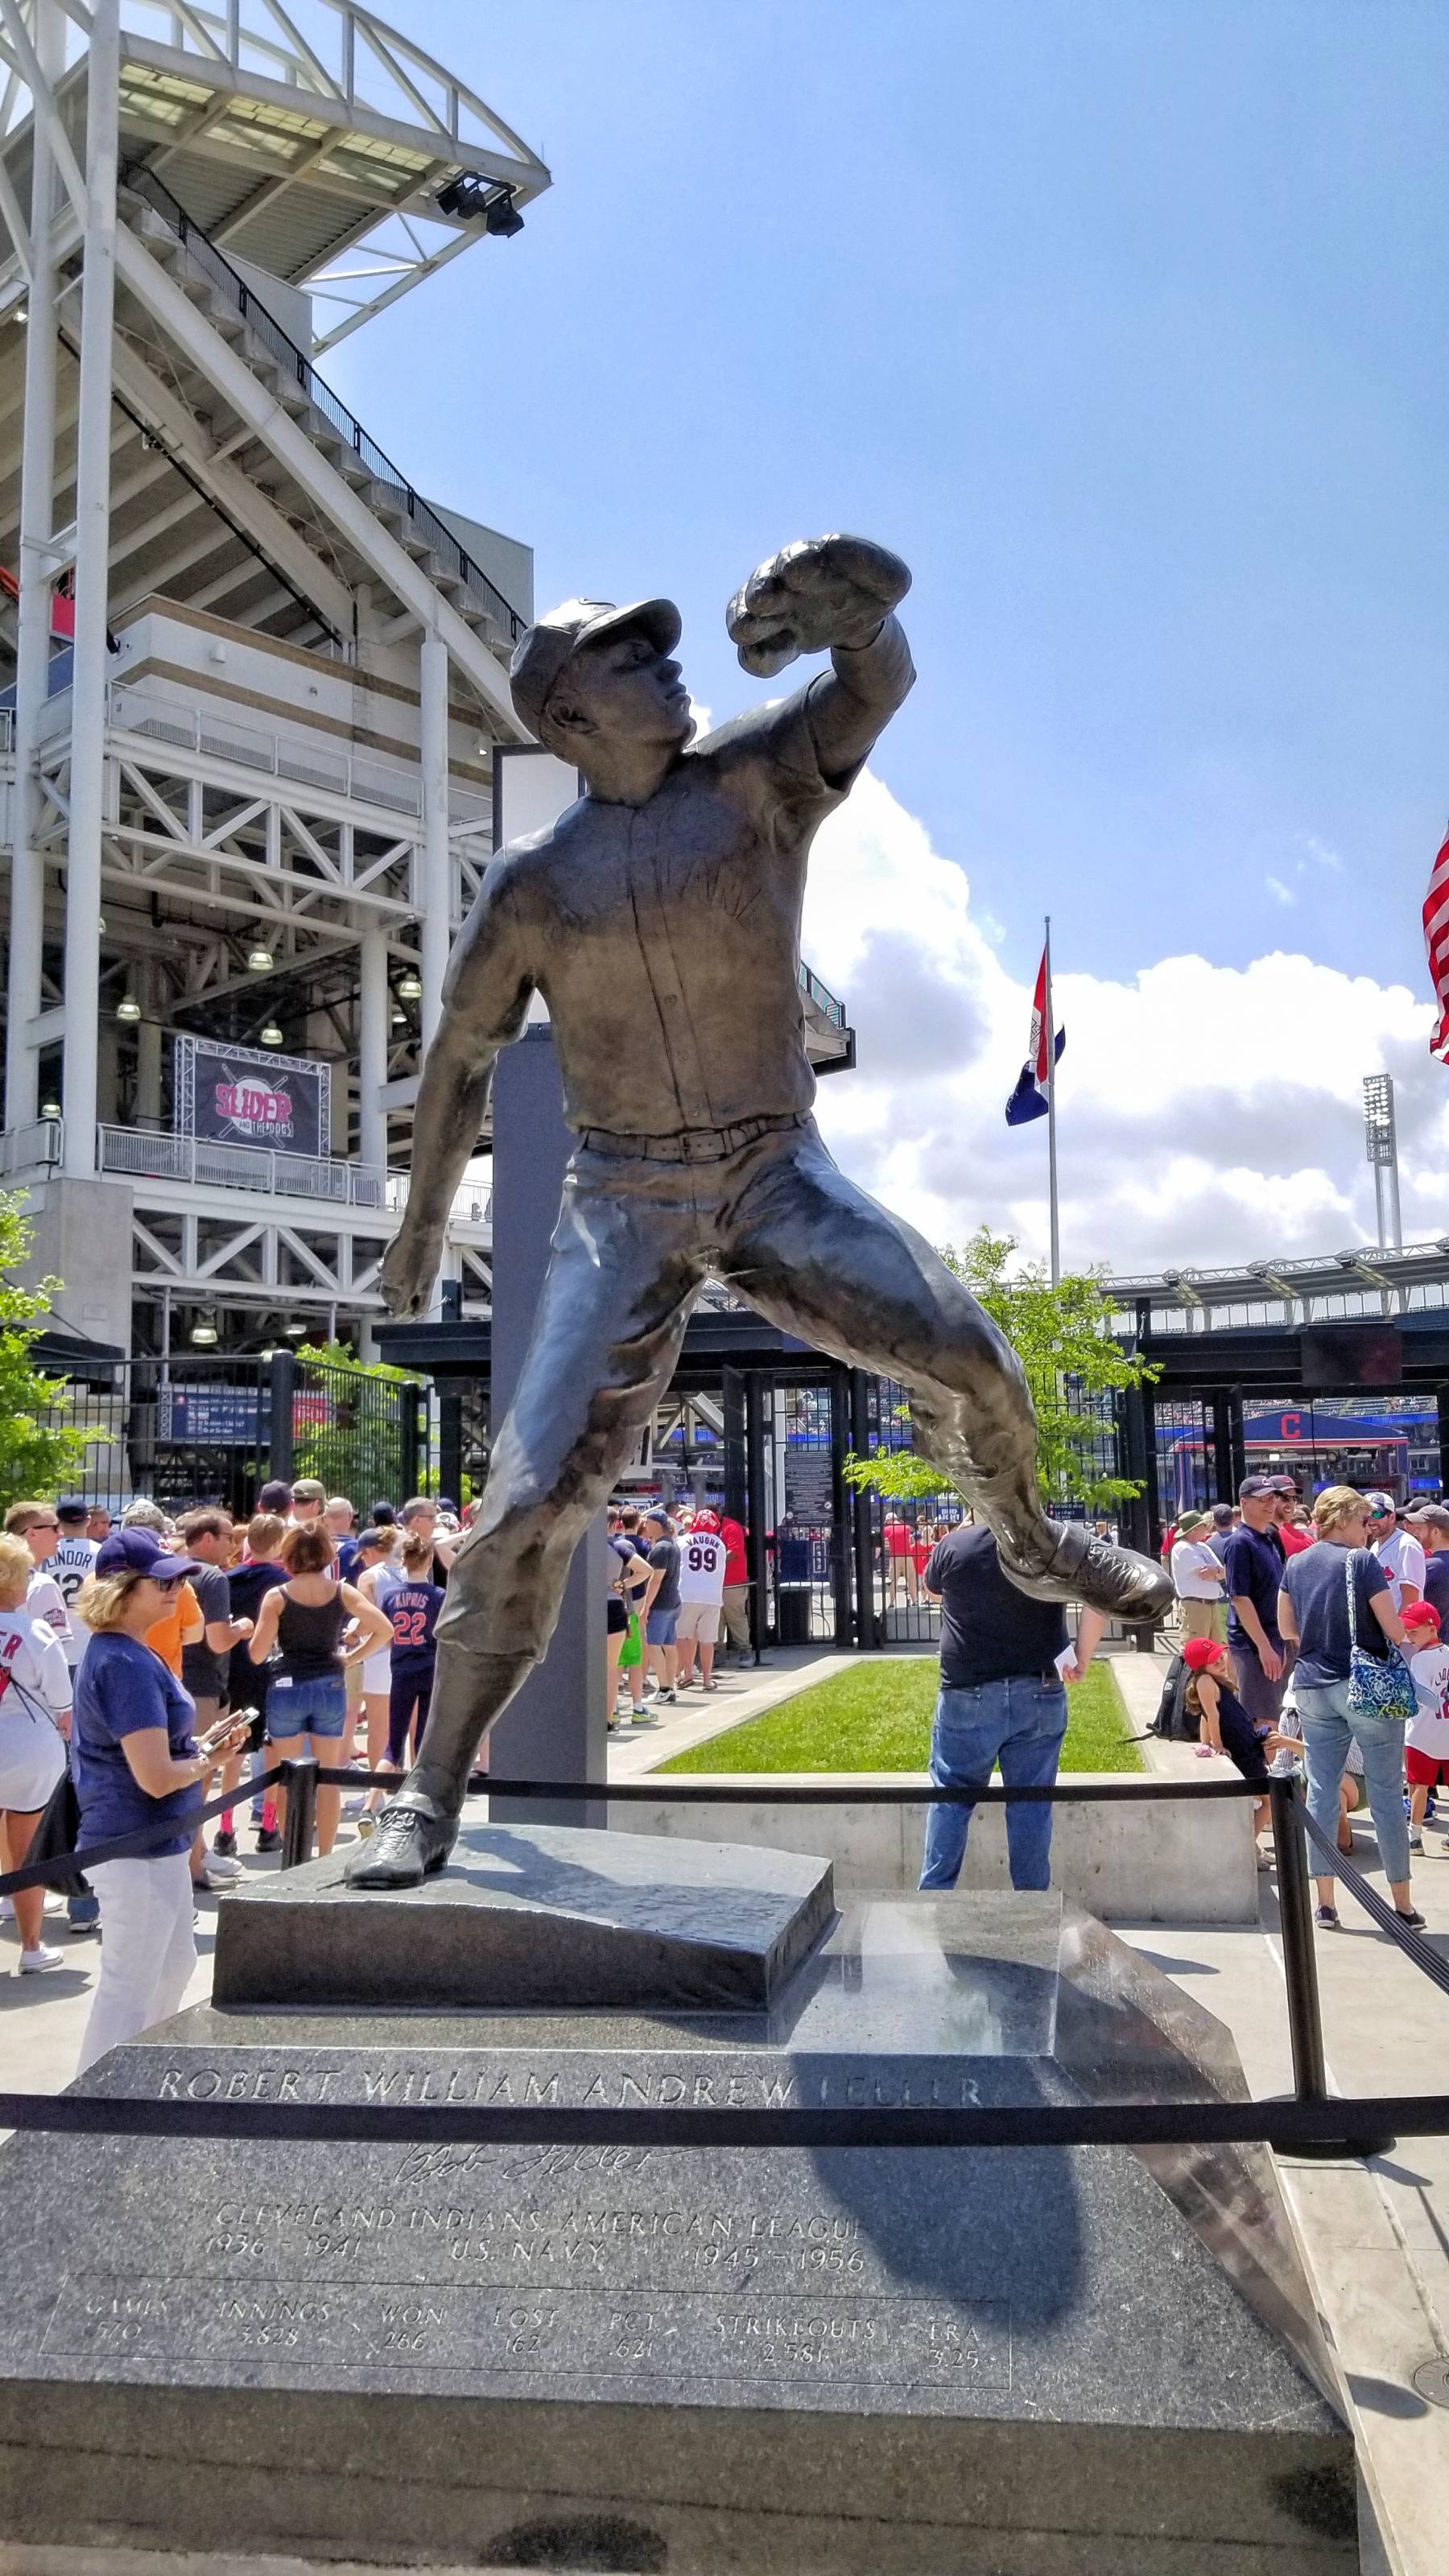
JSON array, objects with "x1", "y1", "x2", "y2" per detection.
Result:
[
  {"x1": 60, "y1": 0, "x2": 121, "y2": 1179},
  {"x1": 135, "y1": 1002, "x2": 163, "y2": 1127},
  {"x1": 486, "y1": 1023, "x2": 607, "y2": 1826},
  {"x1": 357, "y1": 925, "x2": 389, "y2": 1172},
  {"x1": 6, "y1": 0, "x2": 64, "y2": 1133}
]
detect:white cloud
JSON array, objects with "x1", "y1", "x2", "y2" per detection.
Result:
[
  {"x1": 1265, "y1": 874, "x2": 1296, "y2": 906},
  {"x1": 802, "y1": 771, "x2": 1443, "y2": 1274}
]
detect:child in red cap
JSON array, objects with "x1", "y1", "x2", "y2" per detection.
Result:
[
  {"x1": 1183, "y1": 1635, "x2": 1271, "y2": 1850},
  {"x1": 1402, "y1": 1600, "x2": 1449, "y2": 1852}
]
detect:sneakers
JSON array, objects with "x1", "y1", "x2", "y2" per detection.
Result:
[
  {"x1": 254, "y1": 1826, "x2": 282, "y2": 1854},
  {"x1": 1395, "y1": 1905, "x2": 1427, "y2": 1931},
  {"x1": 1313, "y1": 1904, "x2": 1340, "y2": 1930},
  {"x1": 212, "y1": 1827, "x2": 237, "y2": 1857},
  {"x1": 1410, "y1": 1824, "x2": 1424, "y2": 1851},
  {"x1": 630, "y1": 1708, "x2": 661, "y2": 1728},
  {"x1": 194, "y1": 1860, "x2": 241, "y2": 1893},
  {"x1": 18, "y1": 1943, "x2": 64, "y2": 1975}
]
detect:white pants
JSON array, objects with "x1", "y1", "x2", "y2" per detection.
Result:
[{"x1": 76, "y1": 1852, "x2": 196, "y2": 2078}]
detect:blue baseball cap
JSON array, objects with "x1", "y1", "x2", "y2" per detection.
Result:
[{"x1": 95, "y1": 1528, "x2": 205, "y2": 1584}]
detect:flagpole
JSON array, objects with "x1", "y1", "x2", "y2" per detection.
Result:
[{"x1": 1044, "y1": 913, "x2": 1060, "y2": 1286}]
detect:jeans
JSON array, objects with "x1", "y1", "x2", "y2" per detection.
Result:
[
  {"x1": 1297, "y1": 1680, "x2": 1411, "y2": 1889},
  {"x1": 76, "y1": 1852, "x2": 196, "y2": 2076},
  {"x1": 919, "y1": 1674, "x2": 1067, "y2": 1893}
]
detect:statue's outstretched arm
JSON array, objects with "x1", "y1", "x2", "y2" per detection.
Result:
[{"x1": 380, "y1": 869, "x2": 534, "y2": 1320}]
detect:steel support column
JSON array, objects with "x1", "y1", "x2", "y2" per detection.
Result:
[
  {"x1": 5, "y1": 0, "x2": 63, "y2": 1130},
  {"x1": 419, "y1": 632, "x2": 450, "y2": 1054},
  {"x1": 357, "y1": 926, "x2": 389, "y2": 1170},
  {"x1": 829, "y1": 1366, "x2": 853, "y2": 1647},
  {"x1": 60, "y1": 0, "x2": 120, "y2": 1178},
  {"x1": 849, "y1": 1368, "x2": 879, "y2": 1649}
]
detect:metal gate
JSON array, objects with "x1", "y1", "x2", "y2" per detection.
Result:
[{"x1": 31, "y1": 1350, "x2": 424, "y2": 1518}]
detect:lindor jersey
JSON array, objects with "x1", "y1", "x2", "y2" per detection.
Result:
[
  {"x1": 51, "y1": 1536, "x2": 97, "y2": 1666},
  {"x1": 677, "y1": 1530, "x2": 728, "y2": 1606}
]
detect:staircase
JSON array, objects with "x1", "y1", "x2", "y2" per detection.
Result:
[{"x1": 117, "y1": 159, "x2": 526, "y2": 658}]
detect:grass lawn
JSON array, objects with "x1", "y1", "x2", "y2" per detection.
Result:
[{"x1": 657, "y1": 1654, "x2": 1143, "y2": 1775}]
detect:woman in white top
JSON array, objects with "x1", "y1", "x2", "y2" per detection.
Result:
[
  {"x1": 351, "y1": 1526, "x2": 404, "y2": 1831},
  {"x1": 1170, "y1": 1509, "x2": 1228, "y2": 1645},
  {"x1": 0, "y1": 1532, "x2": 72, "y2": 1972}
]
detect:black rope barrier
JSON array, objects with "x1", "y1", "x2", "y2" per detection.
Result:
[
  {"x1": 0, "y1": 1766, "x2": 288, "y2": 1901},
  {"x1": 2, "y1": 2090, "x2": 1449, "y2": 2152},
  {"x1": 316, "y1": 1768, "x2": 1269, "y2": 1805}
]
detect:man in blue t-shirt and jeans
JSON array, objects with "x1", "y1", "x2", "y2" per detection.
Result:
[
  {"x1": 918, "y1": 1521, "x2": 1104, "y2": 1892},
  {"x1": 1223, "y1": 1475, "x2": 1290, "y2": 1731}
]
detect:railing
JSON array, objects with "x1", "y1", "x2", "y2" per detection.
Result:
[
  {"x1": 799, "y1": 961, "x2": 847, "y2": 1030},
  {"x1": 106, "y1": 686, "x2": 492, "y2": 833},
  {"x1": 93, "y1": 1125, "x2": 492, "y2": 1228},
  {"x1": 0, "y1": 1115, "x2": 63, "y2": 1179},
  {"x1": 120, "y1": 158, "x2": 528, "y2": 644},
  {"x1": 97, "y1": 1124, "x2": 389, "y2": 1207}
]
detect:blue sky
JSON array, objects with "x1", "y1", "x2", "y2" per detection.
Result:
[{"x1": 333, "y1": 0, "x2": 1449, "y2": 1009}]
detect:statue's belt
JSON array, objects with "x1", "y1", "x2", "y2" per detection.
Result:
[{"x1": 576, "y1": 1112, "x2": 807, "y2": 1166}]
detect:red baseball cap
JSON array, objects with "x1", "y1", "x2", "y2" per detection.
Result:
[
  {"x1": 1402, "y1": 1601, "x2": 1441, "y2": 1633},
  {"x1": 1182, "y1": 1637, "x2": 1227, "y2": 1673}
]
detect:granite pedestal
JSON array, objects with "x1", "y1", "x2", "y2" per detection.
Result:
[
  {"x1": 213, "y1": 1818, "x2": 836, "y2": 2013},
  {"x1": 0, "y1": 1861, "x2": 1356, "y2": 2574}
]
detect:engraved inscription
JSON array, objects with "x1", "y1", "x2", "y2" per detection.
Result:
[{"x1": 41, "y1": 2274, "x2": 1010, "y2": 2392}]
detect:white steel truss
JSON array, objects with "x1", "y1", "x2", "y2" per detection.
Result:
[{"x1": 0, "y1": 0, "x2": 551, "y2": 348}]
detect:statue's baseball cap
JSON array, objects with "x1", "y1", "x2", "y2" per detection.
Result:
[{"x1": 510, "y1": 597, "x2": 681, "y2": 748}]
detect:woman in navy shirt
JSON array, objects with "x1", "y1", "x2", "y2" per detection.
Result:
[
  {"x1": 384, "y1": 1533, "x2": 445, "y2": 1772},
  {"x1": 73, "y1": 1530, "x2": 249, "y2": 2076}
]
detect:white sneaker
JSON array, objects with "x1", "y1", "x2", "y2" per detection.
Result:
[
  {"x1": 0, "y1": 1897, "x2": 11, "y2": 1924},
  {"x1": 18, "y1": 1943, "x2": 64, "y2": 1975},
  {"x1": 202, "y1": 1850, "x2": 244, "y2": 1882}
]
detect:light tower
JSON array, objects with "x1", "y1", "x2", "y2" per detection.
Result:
[{"x1": 1362, "y1": 1071, "x2": 1403, "y2": 1251}]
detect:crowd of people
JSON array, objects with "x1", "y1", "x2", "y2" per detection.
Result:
[
  {"x1": 4, "y1": 1449, "x2": 1436, "y2": 2083},
  {"x1": 1166, "y1": 1476, "x2": 1449, "y2": 1927},
  {"x1": 0, "y1": 1476, "x2": 753, "y2": 2070},
  {"x1": 605, "y1": 1501, "x2": 749, "y2": 1726},
  {"x1": 0, "y1": 1480, "x2": 473, "y2": 2072}
]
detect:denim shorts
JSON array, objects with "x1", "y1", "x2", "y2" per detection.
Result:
[
  {"x1": 646, "y1": 1606, "x2": 679, "y2": 1647},
  {"x1": 267, "y1": 1671, "x2": 347, "y2": 1738}
]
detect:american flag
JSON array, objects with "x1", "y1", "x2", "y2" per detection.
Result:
[{"x1": 1425, "y1": 826, "x2": 1449, "y2": 1059}]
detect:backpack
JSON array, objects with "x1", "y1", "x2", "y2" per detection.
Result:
[{"x1": 1151, "y1": 1650, "x2": 1199, "y2": 1741}]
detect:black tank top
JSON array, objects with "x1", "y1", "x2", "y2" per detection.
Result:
[{"x1": 276, "y1": 1587, "x2": 348, "y2": 1680}]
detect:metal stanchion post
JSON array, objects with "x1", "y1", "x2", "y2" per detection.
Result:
[
  {"x1": 1269, "y1": 1774, "x2": 1393, "y2": 2161},
  {"x1": 279, "y1": 1758, "x2": 318, "y2": 1872}
]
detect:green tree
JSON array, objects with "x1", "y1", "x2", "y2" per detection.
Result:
[
  {"x1": 844, "y1": 1225, "x2": 1154, "y2": 1515},
  {"x1": 0, "y1": 1189, "x2": 106, "y2": 1511},
  {"x1": 292, "y1": 1340, "x2": 425, "y2": 1506}
]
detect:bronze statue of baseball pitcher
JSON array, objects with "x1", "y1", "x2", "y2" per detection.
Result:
[{"x1": 350, "y1": 535, "x2": 1170, "y2": 1886}]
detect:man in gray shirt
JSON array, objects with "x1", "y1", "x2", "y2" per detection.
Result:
[{"x1": 353, "y1": 535, "x2": 1170, "y2": 1885}]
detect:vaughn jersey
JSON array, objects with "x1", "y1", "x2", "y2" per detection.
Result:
[{"x1": 677, "y1": 1530, "x2": 728, "y2": 1605}]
